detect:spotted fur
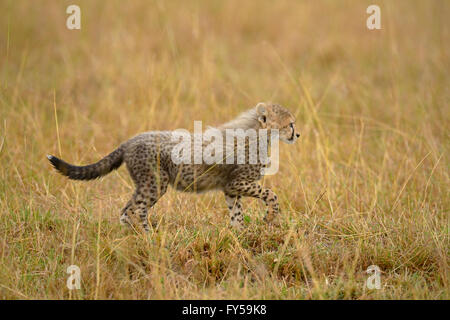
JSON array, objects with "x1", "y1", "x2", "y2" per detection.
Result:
[{"x1": 48, "y1": 102, "x2": 300, "y2": 231}]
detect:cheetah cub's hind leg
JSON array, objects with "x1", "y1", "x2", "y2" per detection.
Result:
[
  {"x1": 119, "y1": 199, "x2": 134, "y2": 227},
  {"x1": 120, "y1": 170, "x2": 169, "y2": 232}
]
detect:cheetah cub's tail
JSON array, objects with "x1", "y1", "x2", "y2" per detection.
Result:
[{"x1": 47, "y1": 146, "x2": 124, "y2": 180}]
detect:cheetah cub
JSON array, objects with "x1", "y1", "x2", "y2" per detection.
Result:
[{"x1": 48, "y1": 102, "x2": 300, "y2": 231}]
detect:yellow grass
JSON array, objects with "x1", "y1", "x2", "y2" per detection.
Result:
[{"x1": 0, "y1": 0, "x2": 448, "y2": 299}]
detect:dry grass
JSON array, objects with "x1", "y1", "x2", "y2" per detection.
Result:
[{"x1": 0, "y1": 0, "x2": 448, "y2": 299}]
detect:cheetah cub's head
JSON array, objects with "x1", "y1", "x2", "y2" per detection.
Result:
[{"x1": 256, "y1": 102, "x2": 300, "y2": 144}]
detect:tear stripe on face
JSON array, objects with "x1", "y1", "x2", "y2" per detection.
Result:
[{"x1": 280, "y1": 136, "x2": 296, "y2": 144}]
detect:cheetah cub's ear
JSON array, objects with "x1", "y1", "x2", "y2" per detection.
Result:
[{"x1": 256, "y1": 102, "x2": 268, "y2": 128}]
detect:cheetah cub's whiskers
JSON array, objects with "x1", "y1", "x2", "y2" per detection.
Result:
[{"x1": 48, "y1": 102, "x2": 301, "y2": 232}]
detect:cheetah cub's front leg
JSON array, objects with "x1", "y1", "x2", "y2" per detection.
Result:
[
  {"x1": 225, "y1": 181, "x2": 280, "y2": 229},
  {"x1": 225, "y1": 194, "x2": 244, "y2": 230}
]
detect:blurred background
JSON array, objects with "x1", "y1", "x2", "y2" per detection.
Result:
[{"x1": 0, "y1": 0, "x2": 448, "y2": 299}]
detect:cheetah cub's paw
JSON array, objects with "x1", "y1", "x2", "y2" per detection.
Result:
[{"x1": 230, "y1": 220, "x2": 244, "y2": 231}]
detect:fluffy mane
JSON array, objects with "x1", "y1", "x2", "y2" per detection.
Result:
[{"x1": 218, "y1": 107, "x2": 261, "y2": 130}]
